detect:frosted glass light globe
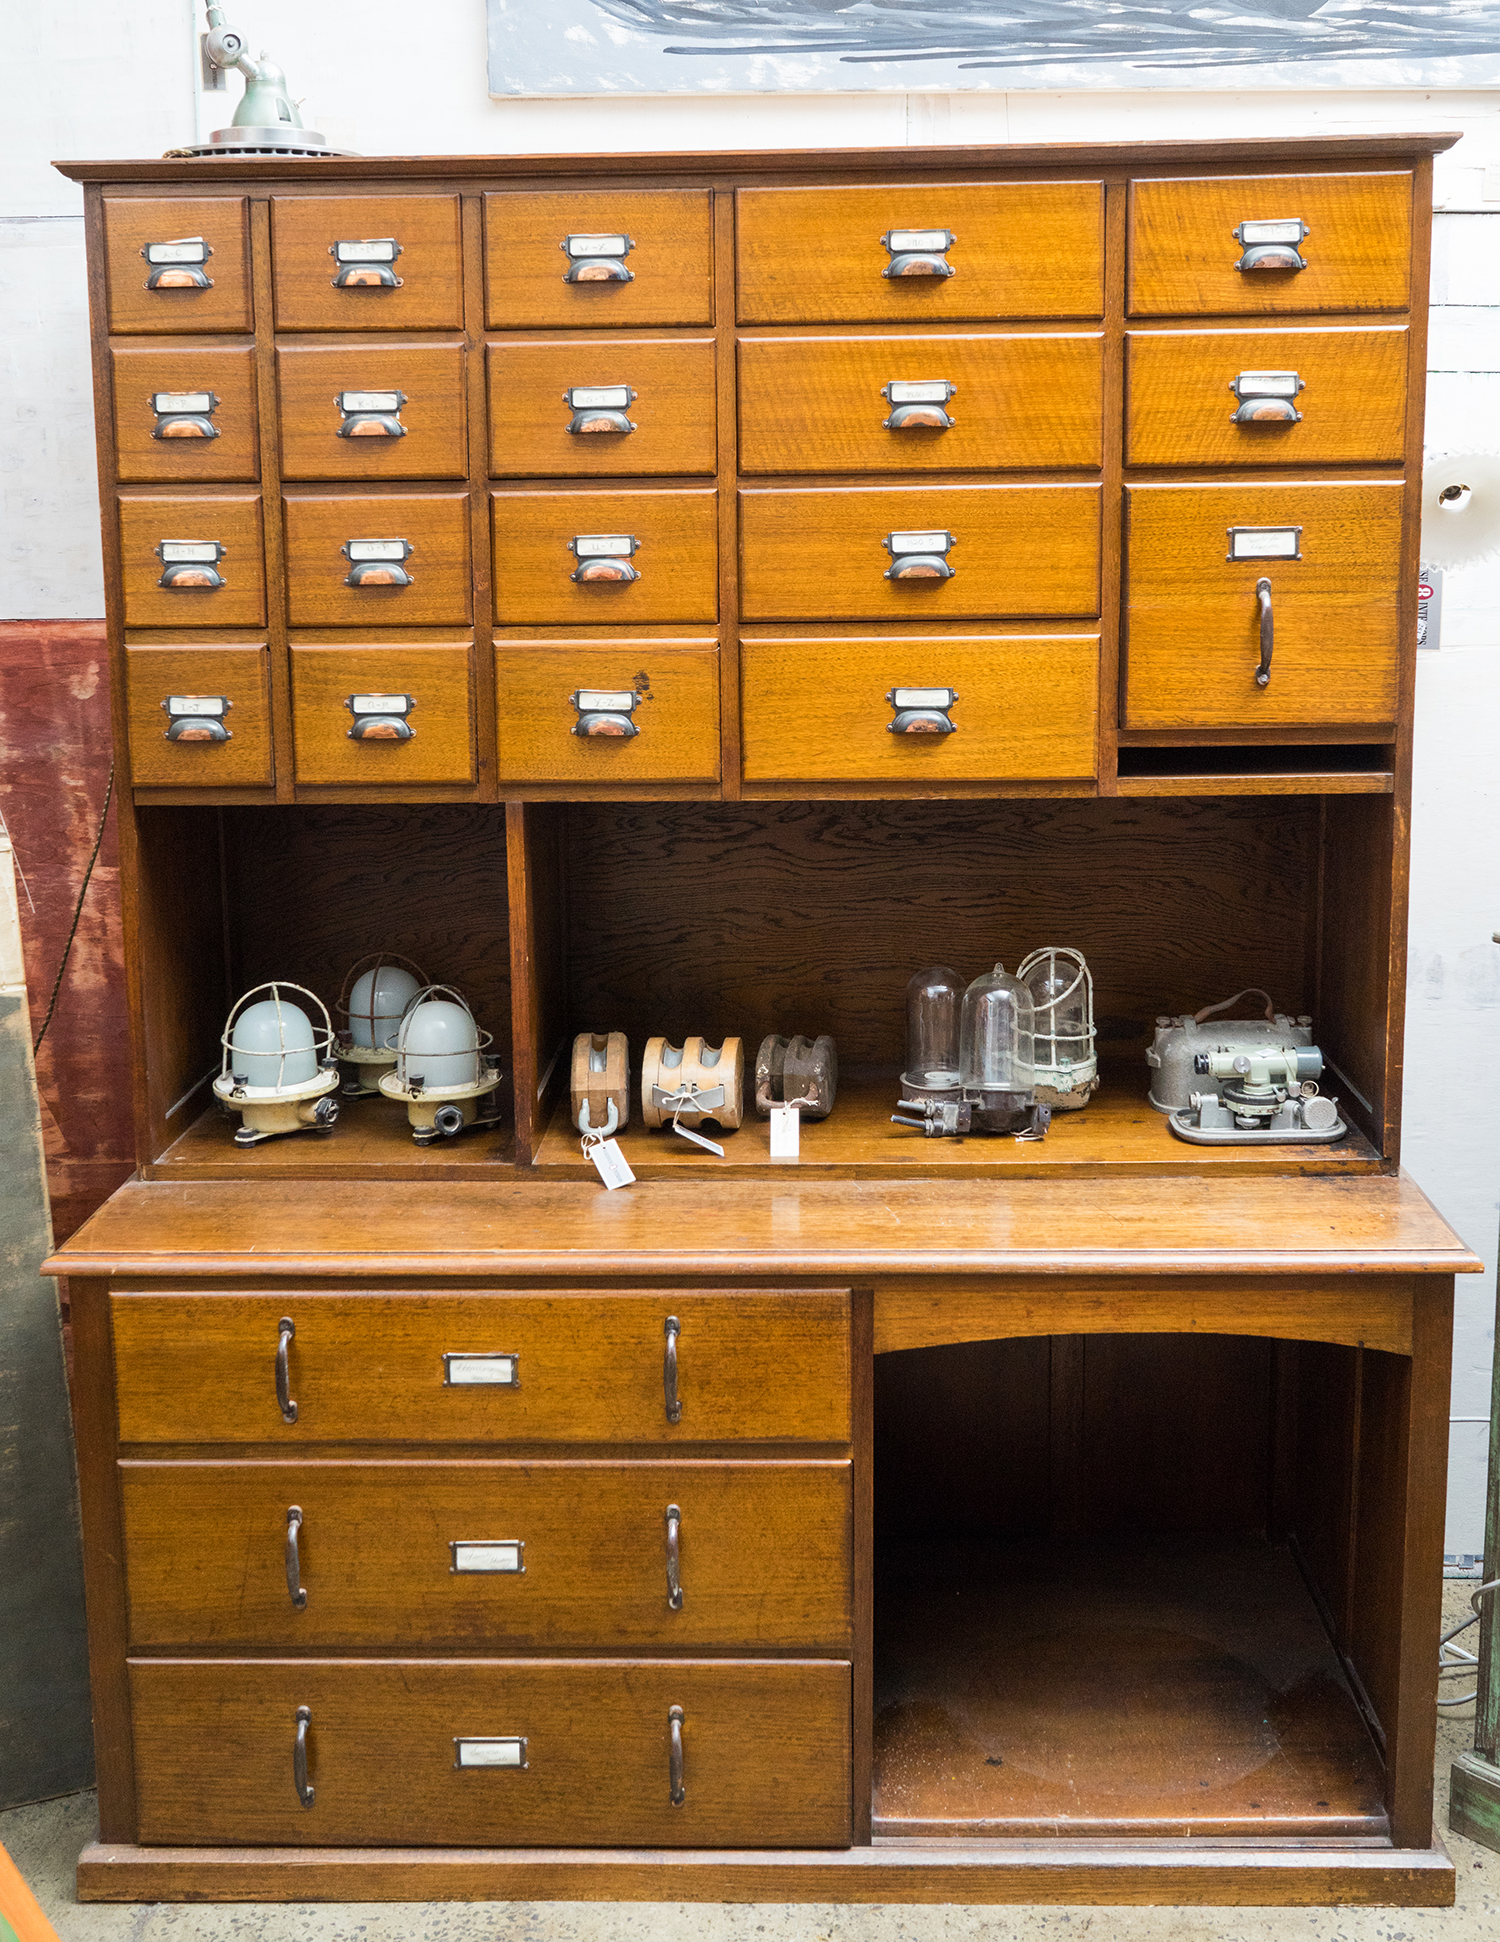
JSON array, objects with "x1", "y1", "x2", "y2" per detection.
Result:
[
  {"x1": 230, "y1": 998, "x2": 317, "y2": 1088},
  {"x1": 400, "y1": 998, "x2": 481, "y2": 1088},
  {"x1": 349, "y1": 964, "x2": 421, "y2": 1049}
]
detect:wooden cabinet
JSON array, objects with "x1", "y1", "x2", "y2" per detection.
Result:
[{"x1": 53, "y1": 133, "x2": 1464, "y2": 1911}]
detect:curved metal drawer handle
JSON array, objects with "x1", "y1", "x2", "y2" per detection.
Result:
[
  {"x1": 276, "y1": 1317, "x2": 298, "y2": 1424},
  {"x1": 669, "y1": 1705, "x2": 685, "y2": 1806},
  {"x1": 665, "y1": 1504, "x2": 683, "y2": 1610},
  {"x1": 1255, "y1": 578, "x2": 1274, "y2": 688},
  {"x1": 294, "y1": 1706, "x2": 315, "y2": 1808},
  {"x1": 286, "y1": 1506, "x2": 308, "y2": 1609},
  {"x1": 663, "y1": 1315, "x2": 681, "y2": 1423}
]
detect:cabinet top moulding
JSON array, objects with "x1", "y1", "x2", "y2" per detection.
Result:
[{"x1": 53, "y1": 132, "x2": 1461, "y2": 188}]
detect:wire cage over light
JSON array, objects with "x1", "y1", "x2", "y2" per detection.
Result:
[
  {"x1": 335, "y1": 952, "x2": 428, "y2": 1097},
  {"x1": 212, "y1": 980, "x2": 340, "y2": 1147},
  {"x1": 1017, "y1": 946, "x2": 1098, "y2": 1112},
  {"x1": 377, "y1": 984, "x2": 504, "y2": 1145}
]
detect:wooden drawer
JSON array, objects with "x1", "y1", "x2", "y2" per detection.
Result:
[
  {"x1": 485, "y1": 190, "x2": 712, "y2": 329},
  {"x1": 739, "y1": 332, "x2": 1103, "y2": 476},
  {"x1": 737, "y1": 183, "x2": 1104, "y2": 324},
  {"x1": 130, "y1": 1658, "x2": 851, "y2": 1848},
  {"x1": 1126, "y1": 326, "x2": 1409, "y2": 467},
  {"x1": 496, "y1": 641, "x2": 720, "y2": 784},
  {"x1": 103, "y1": 196, "x2": 251, "y2": 334},
  {"x1": 110, "y1": 1290, "x2": 851, "y2": 1444},
  {"x1": 124, "y1": 644, "x2": 272, "y2": 790},
  {"x1": 290, "y1": 643, "x2": 475, "y2": 786},
  {"x1": 282, "y1": 490, "x2": 472, "y2": 627},
  {"x1": 111, "y1": 344, "x2": 258, "y2": 483},
  {"x1": 1124, "y1": 481, "x2": 1404, "y2": 729},
  {"x1": 118, "y1": 490, "x2": 265, "y2": 629},
  {"x1": 276, "y1": 342, "x2": 467, "y2": 482},
  {"x1": 740, "y1": 485, "x2": 1101, "y2": 623},
  {"x1": 271, "y1": 194, "x2": 462, "y2": 331},
  {"x1": 1128, "y1": 173, "x2": 1412, "y2": 317},
  {"x1": 488, "y1": 338, "x2": 717, "y2": 478},
  {"x1": 121, "y1": 1460, "x2": 851, "y2": 1650},
  {"x1": 741, "y1": 634, "x2": 1098, "y2": 783},
  {"x1": 492, "y1": 489, "x2": 718, "y2": 626}
]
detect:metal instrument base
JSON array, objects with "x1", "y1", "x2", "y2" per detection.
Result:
[{"x1": 1168, "y1": 1109, "x2": 1347, "y2": 1146}]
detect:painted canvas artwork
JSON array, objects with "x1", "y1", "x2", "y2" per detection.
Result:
[{"x1": 487, "y1": 0, "x2": 1500, "y2": 92}]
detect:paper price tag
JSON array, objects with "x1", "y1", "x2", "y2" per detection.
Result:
[
  {"x1": 769, "y1": 1103, "x2": 801, "y2": 1160},
  {"x1": 670, "y1": 1122, "x2": 724, "y2": 1156},
  {"x1": 585, "y1": 1136, "x2": 636, "y2": 1189}
]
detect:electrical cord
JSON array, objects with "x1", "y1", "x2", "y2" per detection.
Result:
[
  {"x1": 32, "y1": 759, "x2": 115, "y2": 1057},
  {"x1": 1438, "y1": 1575, "x2": 1500, "y2": 1707}
]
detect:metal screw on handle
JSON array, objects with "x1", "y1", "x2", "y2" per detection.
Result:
[
  {"x1": 293, "y1": 1705, "x2": 315, "y2": 1808},
  {"x1": 286, "y1": 1506, "x2": 307, "y2": 1609},
  {"x1": 668, "y1": 1705, "x2": 685, "y2": 1806},
  {"x1": 663, "y1": 1316, "x2": 682, "y2": 1423},
  {"x1": 1255, "y1": 577, "x2": 1274, "y2": 688},
  {"x1": 665, "y1": 1504, "x2": 683, "y2": 1611},
  {"x1": 276, "y1": 1317, "x2": 298, "y2": 1424}
]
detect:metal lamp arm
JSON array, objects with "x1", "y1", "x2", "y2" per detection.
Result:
[{"x1": 204, "y1": 6, "x2": 261, "y2": 81}]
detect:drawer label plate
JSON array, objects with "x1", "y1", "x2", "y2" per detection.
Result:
[
  {"x1": 451, "y1": 1540, "x2": 525, "y2": 1574},
  {"x1": 454, "y1": 1736, "x2": 528, "y2": 1768},
  {"x1": 443, "y1": 1352, "x2": 519, "y2": 1386}
]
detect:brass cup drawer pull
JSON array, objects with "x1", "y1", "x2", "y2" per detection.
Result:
[
  {"x1": 885, "y1": 530, "x2": 955, "y2": 581},
  {"x1": 1233, "y1": 217, "x2": 1309, "y2": 273},
  {"x1": 285, "y1": 1506, "x2": 307, "y2": 1609},
  {"x1": 162, "y1": 693, "x2": 232, "y2": 743},
  {"x1": 330, "y1": 238, "x2": 404, "y2": 289},
  {"x1": 342, "y1": 538, "x2": 414, "y2": 587},
  {"x1": 155, "y1": 539, "x2": 227, "y2": 589},
  {"x1": 143, "y1": 236, "x2": 213, "y2": 289},
  {"x1": 664, "y1": 1314, "x2": 682, "y2": 1422},
  {"x1": 669, "y1": 1705, "x2": 686, "y2": 1806},
  {"x1": 345, "y1": 692, "x2": 415, "y2": 742},
  {"x1": 150, "y1": 389, "x2": 219, "y2": 439},
  {"x1": 276, "y1": 1316, "x2": 298, "y2": 1424},
  {"x1": 571, "y1": 688, "x2": 640, "y2": 739},
  {"x1": 665, "y1": 1503, "x2": 683, "y2": 1610},
  {"x1": 562, "y1": 232, "x2": 635, "y2": 283},
  {"x1": 293, "y1": 1705, "x2": 314, "y2": 1808},
  {"x1": 565, "y1": 384, "x2": 637, "y2": 435},
  {"x1": 882, "y1": 226, "x2": 955, "y2": 278},
  {"x1": 1230, "y1": 370, "x2": 1304, "y2": 425},
  {"x1": 1255, "y1": 578, "x2": 1274, "y2": 688},
  {"x1": 570, "y1": 533, "x2": 640, "y2": 584},
  {"x1": 882, "y1": 378, "x2": 955, "y2": 431},
  {"x1": 336, "y1": 389, "x2": 407, "y2": 439},
  {"x1": 888, "y1": 685, "x2": 957, "y2": 735}
]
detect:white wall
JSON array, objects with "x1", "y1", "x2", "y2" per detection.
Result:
[{"x1": 10, "y1": 1, "x2": 1500, "y2": 1553}]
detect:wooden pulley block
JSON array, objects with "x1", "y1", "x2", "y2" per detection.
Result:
[
  {"x1": 570, "y1": 1030, "x2": 630, "y2": 1136},
  {"x1": 641, "y1": 1036, "x2": 744, "y2": 1131},
  {"x1": 755, "y1": 1034, "x2": 838, "y2": 1119}
]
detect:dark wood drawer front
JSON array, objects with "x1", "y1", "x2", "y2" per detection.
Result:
[
  {"x1": 1124, "y1": 481, "x2": 1404, "y2": 729},
  {"x1": 282, "y1": 490, "x2": 472, "y2": 627},
  {"x1": 289, "y1": 644, "x2": 475, "y2": 786},
  {"x1": 124, "y1": 645, "x2": 272, "y2": 790},
  {"x1": 1128, "y1": 173, "x2": 1412, "y2": 317},
  {"x1": 740, "y1": 485, "x2": 1101, "y2": 622},
  {"x1": 271, "y1": 195, "x2": 463, "y2": 331},
  {"x1": 737, "y1": 183, "x2": 1104, "y2": 324},
  {"x1": 485, "y1": 190, "x2": 713, "y2": 328},
  {"x1": 111, "y1": 345, "x2": 258, "y2": 483},
  {"x1": 121, "y1": 1460, "x2": 851, "y2": 1649},
  {"x1": 492, "y1": 489, "x2": 718, "y2": 625},
  {"x1": 118, "y1": 491, "x2": 265, "y2": 629},
  {"x1": 488, "y1": 339, "x2": 717, "y2": 478},
  {"x1": 1126, "y1": 326, "x2": 1409, "y2": 467},
  {"x1": 276, "y1": 343, "x2": 467, "y2": 482},
  {"x1": 130, "y1": 1659, "x2": 852, "y2": 1848},
  {"x1": 104, "y1": 196, "x2": 251, "y2": 334},
  {"x1": 110, "y1": 1291, "x2": 851, "y2": 1444},
  {"x1": 495, "y1": 641, "x2": 721, "y2": 784}
]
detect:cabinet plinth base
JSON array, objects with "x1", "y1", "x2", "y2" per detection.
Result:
[{"x1": 78, "y1": 1837, "x2": 1454, "y2": 1907}]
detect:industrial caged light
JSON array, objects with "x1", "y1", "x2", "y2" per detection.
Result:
[
  {"x1": 378, "y1": 985, "x2": 505, "y2": 1145},
  {"x1": 335, "y1": 953, "x2": 428, "y2": 1098},
  {"x1": 213, "y1": 982, "x2": 341, "y2": 1147}
]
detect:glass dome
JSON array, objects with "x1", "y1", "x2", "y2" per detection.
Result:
[
  {"x1": 902, "y1": 964, "x2": 963, "y2": 1096},
  {"x1": 1018, "y1": 945, "x2": 1096, "y2": 1106},
  {"x1": 394, "y1": 988, "x2": 484, "y2": 1090},
  {"x1": 223, "y1": 984, "x2": 333, "y2": 1090},
  {"x1": 959, "y1": 963, "x2": 1035, "y2": 1130},
  {"x1": 346, "y1": 960, "x2": 424, "y2": 1050}
]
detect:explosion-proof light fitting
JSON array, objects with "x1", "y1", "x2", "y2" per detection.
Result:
[
  {"x1": 377, "y1": 985, "x2": 503, "y2": 1145},
  {"x1": 335, "y1": 954, "x2": 427, "y2": 1097},
  {"x1": 1017, "y1": 946, "x2": 1098, "y2": 1112},
  {"x1": 212, "y1": 981, "x2": 340, "y2": 1147}
]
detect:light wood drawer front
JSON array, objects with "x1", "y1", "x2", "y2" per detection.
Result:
[
  {"x1": 282, "y1": 490, "x2": 472, "y2": 627},
  {"x1": 118, "y1": 491, "x2": 265, "y2": 629},
  {"x1": 130, "y1": 1658, "x2": 851, "y2": 1849},
  {"x1": 485, "y1": 190, "x2": 713, "y2": 329},
  {"x1": 111, "y1": 345, "x2": 258, "y2": 484},
  {"x1": 492, "y1": 489, "x2": 718, "y2": 625},
  {"x1": 1126, "y1": 327, "x2": 1409, "y2": 467},
  {"x1": 740, "y1": 485, "x2": 1101, "y2": 623},
  {"x1": 1125, "y1": 481, "x2": 1404, "y2": 730},
  {"x1": 1128, "y1": 173, "x2": 1412, "y2": 317},
  {"x1": 737, "y1": 183, "x2": 1104, "y2": 324},
  {"x1": 290, "y1": 644, "x2": 474, "y2": 786},
  {"x1": 111, "y1": 1290, "x2": 851, "y2": 1444},
  {"x1": 121, "y1": 1460, "x2": 851, "y2": 1650},
  {"x1": 742, "y1": 635, "x2": 1098, "y2": 783},
  {"x1": 488, "y1": 339, "x2": 717, "y2": 478},
  {"x1": 124, "y1": 645, "x2": 272, "y2": 790},
  {"x1": 104, "y1": 196, "x2": 251, "y2": 334},
  {"x1": 271, "y1": 195, "x2": 462, "y2": 331},
  {"x1": 496, "y1": 642, "x2": 720, "y2": 784},
  {"x1": 276, "y1": 343, "x2": 467, "y2": 482},
  {"x1": 739, "y1": 333, "x2": 1103, "y2": 475}
]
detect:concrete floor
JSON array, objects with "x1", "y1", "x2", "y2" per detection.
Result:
[{"x1": 7, "y1": 1583, "x2": 1500, "y2": 1942}]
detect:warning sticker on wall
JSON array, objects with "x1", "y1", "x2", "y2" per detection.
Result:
[{"x1": 1418, "y1": 564, "x2": 1443, "y2": 651}]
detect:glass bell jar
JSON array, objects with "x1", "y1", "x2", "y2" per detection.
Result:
[
  {"x1": 1017, "y1": 945, "x2": 1098, "y2": 1112},
  {"x1": 901, "y1": 964, "x2": 963, "y2": 1101},
  {"x1": 959, "y1": 962, "x2": 1037, "y2": 1132}
]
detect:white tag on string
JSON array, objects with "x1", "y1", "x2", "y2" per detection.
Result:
[
  {"x1": 769, "y1": 1103, "x2": 801, "y2": 1160},
  {"x1": 583, "y1": 1132, "x2": 635, "y2": 1189},
  {"x1": 670, "y1": 1117, "x2": 724, "y2": 1157}
]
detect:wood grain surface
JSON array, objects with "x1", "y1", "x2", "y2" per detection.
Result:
[
  {"x1": 737, "y1": 333, "x2": 1103, "y2": 475},
  {"x1": 485, "y1": 190, "x2": 713, "y2": 330},
  {"x1": 1128, "y1": 173, "x2": 1412, "y2": 317},
  {"x1": 124, "y1": 644, "x2": 272, "y2": 790},
  {"x1": 736, "y1": 183, "x2": 1104, "y2": 325},
  {"x1": 488, "y1": 339, "x2": 717, "y2": 478},
  {"x1": 289, "y1": 643, "x2": 474, "y2": 786},
  {"x1": 117, "y1": 490, "x2": 265, "y2": 629},
  {"x1": 282, "y1": 490, "x2": 472, "y2": 627},
  {"x1": 495, "y1": 640, "x2": 720, "y2": 784},
  {"x1": 120, "y1": 1459, "x2": 852, "y2": 1649},
  {"x1": 103, "y1": 194, "x2": 251, "y2": 335},
  {"x1": 111, "y1": 343, "x2": 259, "y2": 484},
  {"x1": 1125, "y1": 326, "x2": 1409, "y2": 467},
  {"x1": 492, "y1": 488, "x2": 718, "y2": 625},
  {"x1": 270, "y1": 194, "x2": 463, "y2": 332},
  {"x1": 128, "y1": 1657, "x2": 851, "y2": 1848},
  {"x1": 275, "y1": 341, "x2": 467, "y2": 482}
]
